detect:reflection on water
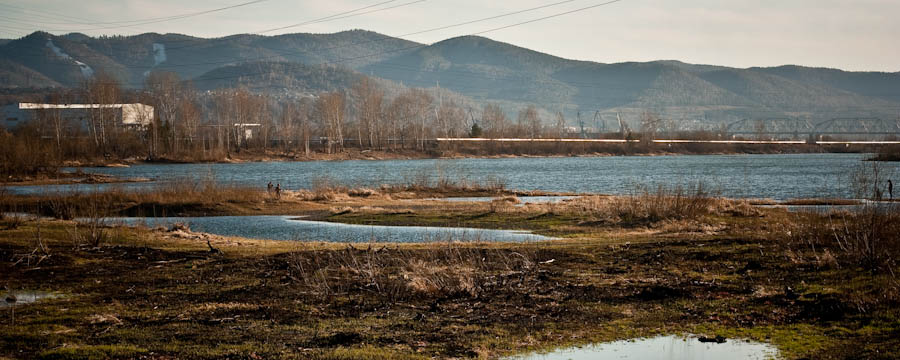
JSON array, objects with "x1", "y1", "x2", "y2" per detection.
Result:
[
  {"x1": 1, "y1": 291, "x2": 61, "y2": 308},
  {"x1": 506, "y1": 335, "x2": 778, "y2": 360},
  {"x1": 4, "y1": 154, "x2": 894, "y2": 200},
  {"x1": 104, "y1": 216, "x2": 552, "y2": 243}
]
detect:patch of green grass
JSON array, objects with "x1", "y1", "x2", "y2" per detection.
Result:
[
  {"x1": 325, "y1": 346, "x2": 429, "y2": 360},
  {"x1": 38, "y1": 345, "x2": 148, "y2": 360}
]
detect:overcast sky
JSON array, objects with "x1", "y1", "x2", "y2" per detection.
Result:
[{"x1": 1, "y1": 0, "x2": 898, "y2": 72}]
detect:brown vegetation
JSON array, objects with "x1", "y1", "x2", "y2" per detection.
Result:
[{"x1": 2, "y1": 178, "x2": 264, "y2": 219}]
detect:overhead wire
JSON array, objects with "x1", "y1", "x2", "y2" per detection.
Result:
[
  {"x1": 0, "y1": 0, "x2": 430, "y2": 56},
  {"x1": 0, "y1": 0, "x2": 272, "y2": 32},
  {"x1": 54, "y1": 0, "x2": 628, "y2": 87}
]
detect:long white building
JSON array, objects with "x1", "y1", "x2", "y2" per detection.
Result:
[{"x1": 1, "y1": 102, "x2": 154, "y2": 131}]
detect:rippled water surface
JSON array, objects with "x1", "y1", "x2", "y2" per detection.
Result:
[{"x1": 7, "y1": 154, "x2": 897, "y2": 200}]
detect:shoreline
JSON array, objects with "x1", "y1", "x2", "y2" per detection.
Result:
[{"x1": 24, "y1": 143, "x2": 888, "y2": 169}]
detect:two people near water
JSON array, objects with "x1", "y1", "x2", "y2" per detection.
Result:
[{"x1": 266, "y1": 181, "x2": 282, "y2": 199}]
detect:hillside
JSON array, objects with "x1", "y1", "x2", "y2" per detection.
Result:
[
  {"x1": 192, "y1": 61, "x2": 366, "y2": 93},
  {"x1": 363, "y1": 36, "x2": 900, "y2": 125},
  {"x1": 0, "y1": 30, "x2": 420, "y2": 88},
  {"x1": 1, "y1": 30, "x2": 898, "y2": 128}
]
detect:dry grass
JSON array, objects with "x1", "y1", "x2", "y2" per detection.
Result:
[
  {"x1": 542, "y1": 183, "x2": 741, "y2": 225},
  {"x1": 785, "y1": 162, "x2": 900, "y2": 273},
  {"x1": 284, "y1": 244, "x2": 536, "y2": 301},
  {"x1": 4, "y1": 177, "x2": 264, "y2": 219},
  {"x1": 787, "y1": 204, "x2": 900, "y2": 273}
]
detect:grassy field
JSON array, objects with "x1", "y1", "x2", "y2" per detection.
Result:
[{"x1": 1, "y1": 185, "x2": 899, "y2": 359}]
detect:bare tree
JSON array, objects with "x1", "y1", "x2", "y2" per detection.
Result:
[
  {"x1": 554, "y1": 111, "x2": 567, "y2": 138},
  {"x1": 640, "y1": 111, "x2": 662, "y2": 143},
  {"x1": 83, "y1": 72, "x2": 121, "y2": 154},
  {"x1": 351, "y1": 78, "x2": 384, "y2": 149},
  {"x1": 177, "y1": 81, "x2": 201, "y2": 150},
  {"x1": 316, "y1": 91, "x2": 345, "y2": 154},
  {"x1": 518, "y1": 105, "x2": 542, "y2": 139},
  {"x1": 482, "y1": 103, "x2": 508, "y2": 139},
  {"x1": 145, "y1": 71, "x2": 182, "y2": 154},
  {"x1": 435, "y1": 99, "x2": 467, "y2": 138}
]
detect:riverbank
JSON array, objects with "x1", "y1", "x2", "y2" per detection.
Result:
[
  {"x1": 1, "y1": 172, "x2": 151, "y2": 187},
  {"x1": 10, "y1": 141, "x2": 889, "y2": 171},
  {"x1": 2, "y1": 184, "x2": 899, "y2": 359}
]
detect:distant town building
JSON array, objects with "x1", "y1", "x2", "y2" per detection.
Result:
[
  {"x1": 234, "y1": 123, "x2": 261, "y2": 144},
  {"x1": 1, "y1": 103, "x2": 154, "y2": 131}
]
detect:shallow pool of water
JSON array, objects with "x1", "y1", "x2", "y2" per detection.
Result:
[
  {"x1": 104, "y1": 216, "x2": 552, "y2": 243},
  {"x1": 1, "y1": 291, "x2": 61, "y2": 308},
  {"x1": 506, "y1": 335, "x2": 778, "y2": 360}
]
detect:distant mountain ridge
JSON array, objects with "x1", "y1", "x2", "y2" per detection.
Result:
[{"x1": 1, "y1": 30, "x2": 898, "y2": 127}]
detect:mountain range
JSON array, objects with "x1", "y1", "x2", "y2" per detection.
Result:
[{"x1": 1, "y1": 30, "x2": 898, "y2": 128}]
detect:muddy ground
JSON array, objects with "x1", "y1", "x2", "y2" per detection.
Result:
[{"x1": 1, "y1": 193, "x2": 899, "y2": 359}]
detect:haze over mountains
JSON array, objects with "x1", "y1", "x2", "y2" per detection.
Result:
[{"x1": 1, "y1": 30, "x2": 898, "y2": 128}]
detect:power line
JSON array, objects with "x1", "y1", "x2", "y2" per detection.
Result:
[
  {"x1": 0, "y1": 0, "x2": 429, "y2": 57},
  {"x1": 470, "y1": 0, "x2": 625, "y2": 36},
  {"x1": 160, "y1": 0, "x2": 429, "y2": 52},
  {"x1": 255, "y1": 0, "x2": 400, "y2": 34},
  {"x1": 161, "y1": 0, "x2": 589, "y2": 69},
  {"x1": 158, "y1": 0, "x2": 631, "y2": 85},
  {"x1": 0, "y1": 0, "x2": 271, "y2": 32},
  {"x1": 60, "y1": 0, "x2": 591, "y2": 71}
]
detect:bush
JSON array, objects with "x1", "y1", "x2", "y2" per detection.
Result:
[
  {"x1": 565, "y1": 183, "x2": 718, "y2": 225},
  {"x1": 788, "y1": 162, "x2": 900, "y2": 273}
]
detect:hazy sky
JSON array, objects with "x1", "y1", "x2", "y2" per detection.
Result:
[{"x1": 1, "y1": 0, "x2": 898, "y2": 72}]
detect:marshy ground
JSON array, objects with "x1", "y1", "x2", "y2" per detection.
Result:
[{"x1": 1, "y1": 184, "x2": 899, "y2": 359}]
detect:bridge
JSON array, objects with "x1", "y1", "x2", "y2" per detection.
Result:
[{"x1": 725, "y1": 117, "x2": 900, "y2": 139}]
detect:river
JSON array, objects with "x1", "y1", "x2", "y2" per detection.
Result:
[{"x1": 5, "y1": 153, "x2": 898, "y2": 200}]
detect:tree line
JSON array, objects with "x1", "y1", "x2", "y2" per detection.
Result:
[{"x1": 3, "y1": 71, "x2": 603, "y2": 168}]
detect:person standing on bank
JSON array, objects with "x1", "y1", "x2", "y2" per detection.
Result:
[{"x1": 889, "y1": 179, "x2": 893, "y2": 200}]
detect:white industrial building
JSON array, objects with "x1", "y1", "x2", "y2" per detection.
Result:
[{"x1": 1, "y1": 103, "x2": 154, "y2": 131}]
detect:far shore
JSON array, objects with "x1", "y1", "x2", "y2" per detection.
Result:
[{"x1": 24, "y1": 142, "x2": 887, "y2": 168}]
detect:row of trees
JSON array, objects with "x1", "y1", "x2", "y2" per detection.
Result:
[
  {"x1": 5, "y1": 70, "x2": 654, "y2": 164},
  {"x1": 139, "y1": 72, "x2": 585, "y2": 159}
]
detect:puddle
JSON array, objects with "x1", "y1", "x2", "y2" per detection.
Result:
[
  {"x1": 1, "y1": 212, "x2": 40, "y2": 219},
  {"x1": 506, "y1": 335, "x2": 778, "y2": 360},
  {"x1": 102, "y1": 216, "x2": 553, "y2": 243},
  {"x1": 1, "y1": 291, "x2": 61, "y2": 308}
]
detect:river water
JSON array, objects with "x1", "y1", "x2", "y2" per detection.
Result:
[{"x1": 5, "y1": 154, "x2": 898, "y2": 200}]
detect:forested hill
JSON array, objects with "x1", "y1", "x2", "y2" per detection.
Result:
[
  {"x1": 365, "y1": 35, "x2": 900, "y2": 124},
  {"x1": 191, "y1": 61, "x2": 366, "y2": 94},
  {"x1": 0, "y1": 30, "x2": 419, "y2": 89},
  {"x1": 1, "y1": 30, "x2": 899, "y2": 126}
]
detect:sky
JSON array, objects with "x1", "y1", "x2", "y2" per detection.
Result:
[{"x1": 1, "y1": 0, "x2": 898, "y2": 72}]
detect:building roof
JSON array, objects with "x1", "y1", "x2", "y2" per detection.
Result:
[{"x1": 18, "y1": 103, "x2": 152, "y2": 110}]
